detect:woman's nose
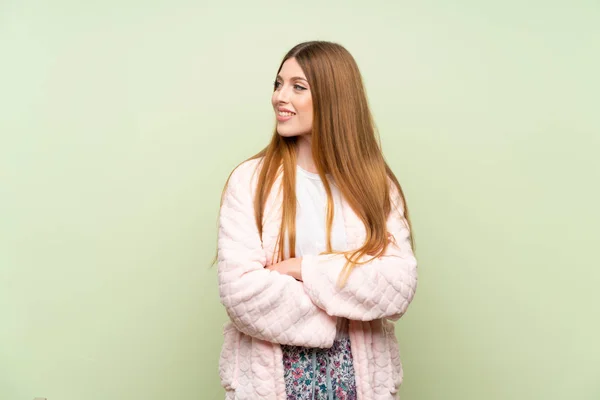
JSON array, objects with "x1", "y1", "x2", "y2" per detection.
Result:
[{"x1": 275, "y1": 85, "x2": 291, "y2": 103}]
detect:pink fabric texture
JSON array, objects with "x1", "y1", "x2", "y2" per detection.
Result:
[{"x1": 217, "y1": 158, "x2": 418, "y2": 399}]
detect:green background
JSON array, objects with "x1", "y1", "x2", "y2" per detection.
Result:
[{"x1": 1, "y1": 1, "x2": 598, "y2": 399}]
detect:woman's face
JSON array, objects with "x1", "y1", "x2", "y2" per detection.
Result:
[{"x1": 271, "y1": 57, "x2": 313, "y2": 138}]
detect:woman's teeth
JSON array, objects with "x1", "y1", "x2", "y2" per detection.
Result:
[{"x1": 278, "y1": 111, "x2": 295, "y2": 116}]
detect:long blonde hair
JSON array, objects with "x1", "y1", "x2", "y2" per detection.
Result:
[{"x1": 215, "y1": 41, "x2": 414, "y2": 286}]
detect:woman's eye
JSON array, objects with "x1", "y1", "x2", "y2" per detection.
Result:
[{"x1": 273, "y1": 81, "x2": 307, "y2": 91}]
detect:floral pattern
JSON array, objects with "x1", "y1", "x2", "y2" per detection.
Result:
[{"x1": 281, "y1": 337, "x2": 357, "y2": 399}]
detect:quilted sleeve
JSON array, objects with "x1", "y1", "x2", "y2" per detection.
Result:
[
  {"x1": 300, "y1": 184, "x2": 418, "y2": 321},
  {"x1": 217, "y1": 163, "x2": 337, "y2": 348}
]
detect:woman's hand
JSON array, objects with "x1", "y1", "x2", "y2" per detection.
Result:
[{"x1": 265, "y1": 257, "x2": 303, "y2": 281}]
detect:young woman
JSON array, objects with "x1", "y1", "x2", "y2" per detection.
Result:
[{"x1": 216, "y1": 40, "x2": 418, "y2": 400}]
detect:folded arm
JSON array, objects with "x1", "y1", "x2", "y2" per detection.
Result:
[
  {"x1": 301, "y1": 184, "x2": 418, "y2": 321},
  {"x1": 218, "y1": 162, "x2": 336, "y2": 347}
]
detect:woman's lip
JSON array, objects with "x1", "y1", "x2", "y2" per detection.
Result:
[{"x1": 276, "y1": 114, "x2": 294, "y2": 122}]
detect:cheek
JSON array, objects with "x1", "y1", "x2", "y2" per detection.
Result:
[
  {"x1": 302, "y1": 101, "x2": 313, "y2": 122},
  {"x1": 300, "y1": 98, "x2": 312, "y2": 116}
]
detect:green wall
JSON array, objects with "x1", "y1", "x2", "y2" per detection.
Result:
[{"x1": 1, "y1": 1, "x2": 598, "y2": 399}]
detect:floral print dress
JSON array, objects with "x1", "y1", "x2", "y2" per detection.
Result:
[{"x1": 281, "y1": 333, "x2": 357, "y2": 400}]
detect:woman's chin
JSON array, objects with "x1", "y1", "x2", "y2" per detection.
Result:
[{"x1": 276, "y1": 129, "x2": 300, "y2": 137}]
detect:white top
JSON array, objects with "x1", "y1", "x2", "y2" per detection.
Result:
[{"x1": 295, "y1": 165, "x2": 349, "y2": 338}]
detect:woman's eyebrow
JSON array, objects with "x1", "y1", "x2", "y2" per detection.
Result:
[{"x1": 276, "y1": 75, "x2": 308, "y2": 83}]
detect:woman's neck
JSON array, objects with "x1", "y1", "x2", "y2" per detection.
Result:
[{"x1": 296, "y1": 134, "x2": 317, "y2": 173}]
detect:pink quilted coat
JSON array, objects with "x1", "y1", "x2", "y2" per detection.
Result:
[{"x1": 217, "y1": 158, "x2": 418, "y2": 399}]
